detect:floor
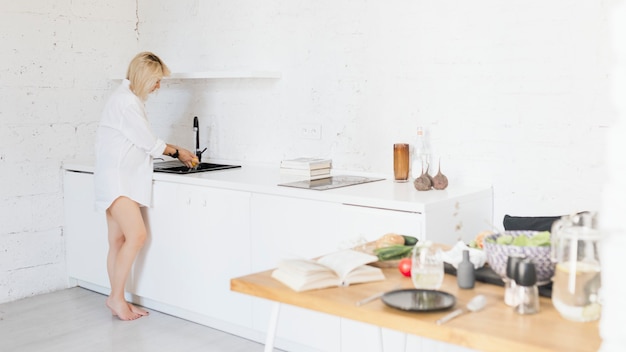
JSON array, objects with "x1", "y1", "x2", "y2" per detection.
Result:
[{"x1": 0, "y1": 287, "x2": 275, "y2": 352}]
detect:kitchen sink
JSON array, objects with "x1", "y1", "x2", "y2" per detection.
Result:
[{"x1": 154, "y1": 161, "x2": 241, "y2": 174}]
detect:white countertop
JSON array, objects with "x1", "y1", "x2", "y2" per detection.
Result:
[{"x1": 62, "y1": 160, "x2": 492, "y2": 213}]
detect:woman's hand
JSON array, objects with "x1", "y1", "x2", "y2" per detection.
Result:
[
  {"x1": 164, "y1": 144, "x2": 199, "y2": 168},
  {"x1": 177, "y1": 148, "x2": 199, "y2": 168}
]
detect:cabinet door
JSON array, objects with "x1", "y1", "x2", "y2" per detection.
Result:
[
  {"x1": 338, "y1": 203, "x2": 423, "y2": 243},
  {"x1": 63, "y1": 171, "x2": 109, "y2": 289},
  {"x1": 250, "y1": 193, "x2": 343, "y2": 352},
  {"x1": 134, "y1": 181, "x2": 253, "y2": 328}
]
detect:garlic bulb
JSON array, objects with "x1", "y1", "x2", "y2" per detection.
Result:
[
  {"x1": 432, "y1": 159, "x2": 448, "y2": 190},
  {"x1": 413, "y1": 164, "x2": 432, "y2": 191}
]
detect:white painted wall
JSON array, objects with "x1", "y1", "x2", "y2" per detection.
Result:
[{"x1": 0, "y1": 3, "x2": 623, "y2": 346}]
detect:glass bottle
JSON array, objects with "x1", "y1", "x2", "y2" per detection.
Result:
[
  {"x1": 457, "y1": 250, "x2": 475, "y2": 289},
  {"x1": 411, "y1": 126, "x2": 430, "y2": 179}
]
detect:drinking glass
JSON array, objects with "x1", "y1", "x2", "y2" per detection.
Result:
[
  {"x1": 393, "y1": 143, "x2": 409, "y2": 182},
  {"x1": 411, "y1": 241, "x2": 444, "y2": 289}
]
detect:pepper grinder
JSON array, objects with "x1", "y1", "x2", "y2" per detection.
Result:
[
  {"x1": 514, "y1": 259, "x2": 540, "y2": 315},
  {"x1": 504, "y1": 255, "x2": 525, "y2": 307},
  {"x1": 457, "y1": 250, "x2": 475, "y2": 289}
]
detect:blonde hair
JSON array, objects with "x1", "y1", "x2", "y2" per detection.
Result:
[{"x1": 126, "y1": 52, "x2": 171, "y2": 100}]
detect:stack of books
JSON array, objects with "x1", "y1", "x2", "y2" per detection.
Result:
[{"x1": 280, "y1": 157, "x2": 332, "y2": 179}]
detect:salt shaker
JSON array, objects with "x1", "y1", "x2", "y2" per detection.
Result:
[
  {"x1": 514, "y1": 259, "x2": 540, "y2": 315},
  {"x1": 504, "y1": 255, "x2": 525, "y2": 307},
  {"x1": 457, "y1": 250, "x2": 475, "y2": 289}
]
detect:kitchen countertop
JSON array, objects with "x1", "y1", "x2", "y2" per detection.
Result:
[{"x1": 62, "y1": 160, "x2": 493, "y2": 214}]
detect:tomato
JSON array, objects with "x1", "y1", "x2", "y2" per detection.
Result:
[{"x1": 398, "y1": 258, "x2": 412, "y2": 277}]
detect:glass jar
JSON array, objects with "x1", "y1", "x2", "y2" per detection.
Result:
[
  {"x1": 411, "y1": 241, "x2": 444, "y2": 289},
  {"x1": 551, "y1": 212, "x2": 603, "y2": 322}
]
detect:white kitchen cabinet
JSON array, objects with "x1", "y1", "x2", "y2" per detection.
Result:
[
  {"x1": 249, "y1": 194, "x2": 344, "y2": 352},
  {"x1": 63, "y1": 162, "x2": 493, "y2": 352},
  {"x1": 63, "y1": 170, "x2": 109, "y2": 289},
  {"x1": 63, "y1": 172, "x2": 253, "y2": 331},
  {"x1": 338, "y1": 203, "x2": 423, "y2": 242},
  {"x1": 134, "y1": 181, "x2": 253, "y2": 329}
]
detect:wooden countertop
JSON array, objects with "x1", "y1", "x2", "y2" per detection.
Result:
[{"x1": 231, "y1": 266, "x2": 600, "y2": 352}]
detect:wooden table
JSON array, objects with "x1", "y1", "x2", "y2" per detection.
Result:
[{"x1": 231, "y1": 265, "x2": 601, "y2": 352}]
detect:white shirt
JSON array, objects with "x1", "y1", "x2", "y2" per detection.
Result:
[{"x1": 94, "y1": 79, "x2": 166, "y2": 212}]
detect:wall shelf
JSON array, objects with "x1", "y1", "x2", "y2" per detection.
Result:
[
  {"x1": 167, "y1": 71, "x2": 281, "y2": 79},
  {"x1": 111, "y1": 71, "x2": 281, "y2": 80}
]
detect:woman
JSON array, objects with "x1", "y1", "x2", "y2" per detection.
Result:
[{"x1": 94, "y1": 52, "x2": 198, "y2": 320}]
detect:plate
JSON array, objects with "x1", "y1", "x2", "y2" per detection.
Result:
[{"x1": 381, "y1": 289, "x2": 456, "y2": 312}]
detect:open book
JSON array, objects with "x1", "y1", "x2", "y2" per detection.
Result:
[{"x1": 271, "y1": 249, "x2": 385, "y2": 292}]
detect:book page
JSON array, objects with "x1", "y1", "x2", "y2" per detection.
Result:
[
  {"x1": 276, "y1": 259, "x2": 332, "y2": 278},
  {"x1": 316, "y1": 249, "x2": 378, "y2": 282}
]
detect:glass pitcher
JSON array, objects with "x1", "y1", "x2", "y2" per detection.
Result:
[{"x1": 550, "y1": 212, "x2": 602, "y2": 322}]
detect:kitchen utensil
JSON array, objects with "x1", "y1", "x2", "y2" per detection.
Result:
[
  {"x1": 514, "y1": 259, "x2": 540, "y2": 314},
  {"x1": 356, "y1": 285, "x2": 401, "y2": 306},
  {"x1": 381, "y1": 289, "x2": 455, "y2": 312},
  {"x1": 436, "y1": 294, "x2": 486, "y2": 325},
  {"x1": 550, "y1": 212, "x2": 602, "y2": 322},
  {"x1": 504, "y1": 254, "x2": 525, "y2": 307}
]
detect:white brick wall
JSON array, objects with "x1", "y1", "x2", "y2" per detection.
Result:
[
  {"x1": 0, "y1": 5, "x2": 623, "y2": 346},
  {"x1": 141, "y1": 0, "x2": 612, "y2": 223},
  {"x1": 0, "y1": 1, "x2": 137, "y2": 302}
]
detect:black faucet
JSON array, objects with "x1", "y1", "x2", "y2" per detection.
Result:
[{"x1": 193, "y1": 116, "x2": 206, "y2": 162}]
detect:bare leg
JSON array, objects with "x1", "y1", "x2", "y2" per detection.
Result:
[{"x1": 105, "y1": 196, "x2": 149, "y2": 320}]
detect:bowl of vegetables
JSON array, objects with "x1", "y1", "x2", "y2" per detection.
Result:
[{"x1": 483, "y1": 230, "x2": 555, "y2": 285}]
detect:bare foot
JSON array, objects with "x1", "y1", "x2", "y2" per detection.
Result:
[
  {"x1": 128, "y1": 303, "x2": 149, "y2": 316},
  {"x1": 106, "y1": 297, "x2": 142, "y2": 321}
]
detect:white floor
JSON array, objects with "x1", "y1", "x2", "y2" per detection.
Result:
[{"x1": 0, "y1": 287, "x2": 274, "y2": 352}]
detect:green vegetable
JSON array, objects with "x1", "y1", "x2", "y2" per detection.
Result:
[
  {"x1": 496, "y1": 234, "x2": 514, "y2": 245},
  {"x1": 486, "y1": 231, "x2": 551, "y2": 247},
  {"x1": 512, "y1": 235, "x2": 529, "y2": 246},
  {"x1": 374, "y1": 245, "x2": 414, "y2": 261},
  {"x1": 402, "y1": 235, "x2": 418, "y2": 246},
  {"x1": 527, "y1": 231, "x2": 551, "y2": 246}
]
